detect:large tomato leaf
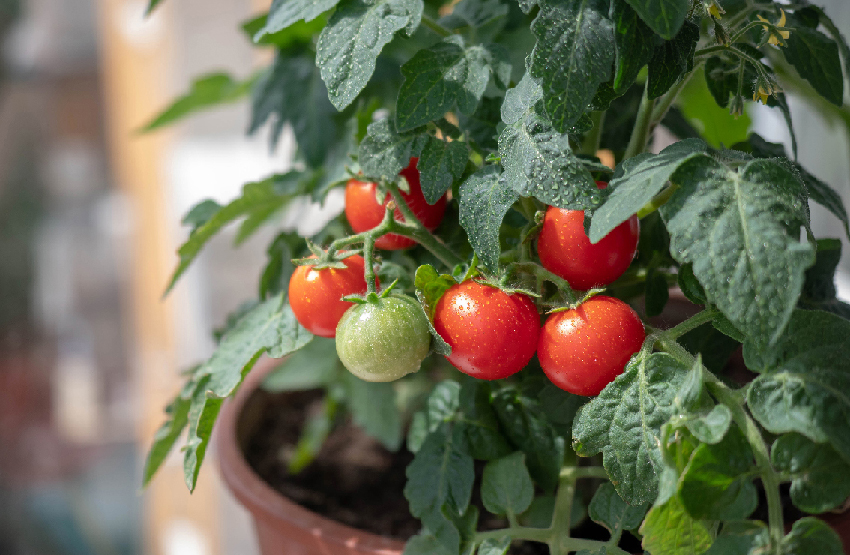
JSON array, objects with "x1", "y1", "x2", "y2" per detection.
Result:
[
  {"x1": 254, "y1": 0, "x2": 341, "y2": 41},
  {"x1": 771, "y1": 433, "x2": 850, "y2": 514},
  {"x1": 458, "y1": 166, "x2": 518, "y2": 272},
  {"x1": 623, "y1": 0, "x2": 689, "y2": 40}
]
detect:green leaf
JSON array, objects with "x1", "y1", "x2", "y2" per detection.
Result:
[
  {"x1": 682, "y1": 404, "x2": 732, "y2": 445},
  {"x1": 783, "y1": 22, "x2": 844, "y2": 106},
  {"x1": 647, "y1": 20, "x2": 699, "y2": 99},
  {"x1": 744, "y1": 309, "x2": 850, "y2": 463},
  {"x1": 414, "y1": 265, "x2": 455, "y2": 356},
  {"x1": 702, "y1": 521, "x2": 769, "y2": 555},
  {"x1": 799, "y1": 239, "x2": 850, "y2": 320},
  {"x1": 405, "y1": 425, "x2": 475, "y2": 552},
  {"x1": 588, "y1": 138, "x2": 708, "y2": 242},
  {"x1": 343, "y1": 371, "x2": 403, "y2": 450},
  {"x1": 612, "y1": 0, "x2": 657, "y2": 93},
  {"x1": 143, "y1": 378, "x2": 195, "y2": 486},
  {"x1": 481, "y1": 452, "x2": 534, "y2": 516},
  {"x1": 538, "y1": 383, "x2": 586, "y2": 438},
  {"x1": 396, "y1": 36, "x2": 492, "y2": 131},
  {"x1": 262, "y1": 337, "x2": 340, "y2": 391},
  {"x1": 529, "y1": 0, "x2": 615, "y2": 132},
  {"x1": 498, "y1": 114, "x2": 600, "y2": 210},
  {"x1": 243, "y1": 14, "x2": 327, "y2": 49},
  {"x1": 249, "y1": 53, "x2": 338, "y2": 168},
  {"x1": 316, "y1": 0, "x2": 423, "y2": 110},
  {"x1": 287, "y1": 396, "x2": 337, "y2": 473},
  {"x1": 403, "y1": 531, "x2": 454, "y2": 555},
  {"x1": 182, "y1": 296, "x2": 313, "y2": 490},
  {"x1": 359, "y1": 118, "x2": 427, "y2": 181},
  {"x1": 624, "y1": 0, "x2": 689, "y2": 40},
  {"x1": 781, "y1": 517, "x2": 844, "y2": 555},
  {"x1": 439, "y1": 0, "x2": 509, "y2": 43},
  {"x1": 640, "y1": 496, "x2": 713, "y2": 555},
  {"x1": 165, "y1": 172, "x2": 312, "y2": 295},
  {"x1": 477, "y1": 537, "x2": 511, "y2": 555},
  {"x1": 660, "y1": 156, "x2": 815, "y2": 347},
  {"x1": 772, "y1": 433, "x2": 850, "y2": 514},
  {"x1": 259, "y1": 232, "x2": 302, "y2": 299},
  {"x1": 145, "y1": 0, "x2": 164, "y2": 15},
  {"x1": 501, "y1": 72, "x2": 544, "y2": 125},
  {"x1": 588, "y1": 482, "x2": 649, "y2": 537},
  {"x1": 408, "y1": 380, "x2": 459, "y2": 453},
  {"x1": 679, "y1": 426, "x2": 758, "y2": 520},
  {"x1": 492, "y1": 386, "x2": 564, "y2": 492},
  {"x1": 419, "y1": 136, "x2": 469, "y2": 204},
  {"x1": 573, "y1": 352, "x2": 689, "y2": 505},
  {"x1": 459, "y1": 96, "x2": 501, "y2": 150},
  {"x1": 458, "y1": 166, "x2": 518, "y2": 272},
  {"x1": 677, "y1": 263, "x2": 707, "y2": 305},
  {"x1": 254, "y1": 0, "x2": 341, "y2": 41},
  {"x1": 679, "y1": 66, "x2": 752, "y2": 149},
  {"x1": 141, "y1": 73, "x2": 256, "y2": 132},
  {"x1": 182, "y1": 199, "x2": 222, "y2": 230},
  {"x1": 456, "y1": 380, "x2": 513, "y2": 460}
]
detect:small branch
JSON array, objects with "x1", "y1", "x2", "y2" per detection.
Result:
[
  {"x1": 662, "y1": 307, "x2": 720, "y2": 340},
  {"x1": 623, "y1": 84, "x2": 656, "y2": 160},
  {"x1": 650, "y1": 63, "x2": 701, "y2": 125},
  {"x1": 420, "y1": 14, "x2": 452, "y2": 38},
  {"x1": 581, "y1": 111, "x2": 606, "y2": 156},
  {"x1": 559, "y1": 466, "x2": 609, "y2": 480},
  {"x1": 507, "y1": 262, "x2": 578, "y2": 304}
]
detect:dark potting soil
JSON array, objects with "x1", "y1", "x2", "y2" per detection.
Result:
[{"x1": 241, "y1": 388, "x2": 551, "y2": 553}]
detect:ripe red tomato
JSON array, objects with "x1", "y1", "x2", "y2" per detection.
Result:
[
  {"x1": 433, "y1": 281, "x2": 540, "y2": 380},
  {"x1": 537, "y1": 182, "x2": 639, "y2": 291},
  {"x1": 344, "y1": 158, "x2": 447, "y2": 250},
  {"x1": 288, "y1": 255, "x2": 370, "y2": 338},
  {"x1": 537, "y1": 295, "x2": 644, "y2": 396}
]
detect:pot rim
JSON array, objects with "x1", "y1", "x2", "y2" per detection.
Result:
[{"x1": 215, "y1": 356, "x2": 406, "y2": 554}]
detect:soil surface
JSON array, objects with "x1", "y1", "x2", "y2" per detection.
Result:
[{"x1": 242, "y1": 388, "x2": 640, "y2": 554}]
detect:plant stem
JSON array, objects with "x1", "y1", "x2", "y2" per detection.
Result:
[
  {"x1": 385, "y1": 185, "x2": 465, "y2": 268},
  {"x1": 581, "y1": 111, "x2": 606, "y2": 156},
  {"x1": 623, "y1": 84, "x2": 656, "y2": 160},
  {"x1": 507, "y1": 262, "x2": 578, "y2": 304},
  {"x1": 420, "y1": 14, "x2": 452, "y2": 37},
  {"x1": 548, "y1": 472, "x2": 576, "y2": 555},
  {"x1": 559, "y1": 466, "x2": 609, "y2": 480},
  {"x1": 650, "y1": 64, "x2": 700, "y2": 125},
  {"x1": 476, "y1": 527, "x2": 551, "y2": 543},
  {"x1": 363, "y1": 235, "x2": 378, "y2": 293},
  {"x1": 662, "y1": 307, "x2": 720, "y2": 340}
]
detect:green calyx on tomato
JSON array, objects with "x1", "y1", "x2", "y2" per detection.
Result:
[
  {"x1": 335, "y1": 294, "x2": 431, "y2": 382},
  {"x1": 288, "y1": 254, "x2": 372, "y2": 338},
  {"x1": 433, "y1": 280, "x2": 540, "y2": 380},
  {"x1": 537, "y1": 295, "x2": 645, "y2": 396},
  {"x1": 536, "y1": 181, "x2": 639, "y2": 291},
  {"x1": 344, "y1": 157, "x2": 447, "y2": 250}
]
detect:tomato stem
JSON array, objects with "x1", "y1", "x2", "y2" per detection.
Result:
[
  {"x1": 506, "y1": 262, "x2": 579, "y2": 305},
  {"x1": 661, "y1": 306, "x2": 720, "y2": 340},
  {"x1": 623, "y1": 84, "x2": 656, "y2": 160}
]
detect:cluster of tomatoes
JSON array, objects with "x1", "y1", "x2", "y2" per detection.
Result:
[{"x1": 288, "y1": 159, "x2": 646, "y2": 397}]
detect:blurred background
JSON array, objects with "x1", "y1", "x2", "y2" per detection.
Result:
[{"x1": 0, "y1": 1, "x2": 847, "y2": 554}]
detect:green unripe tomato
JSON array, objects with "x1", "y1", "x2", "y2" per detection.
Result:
[{"x1": 335, "y1": 294, "x2": 431, "y2": 382}]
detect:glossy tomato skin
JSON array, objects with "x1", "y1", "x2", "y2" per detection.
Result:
[
  {"x1": 335, "y1": 295, "x2": 431, "y2": 382},
  {"x1": 433, "y1": 281, "x2": 540, "y2": 380},
  {"x1": 538, "y1": 295, "x2": 644, "y2": 396},
  {"x1": 288, "y1": 255, "x2": 369, "y2": 338},
  {"x1": 537, "y1": 182, "x2": 639, "y2": 290},
  {"x1": 344, "y1": 158, "x2": 447, "y2": 250}
]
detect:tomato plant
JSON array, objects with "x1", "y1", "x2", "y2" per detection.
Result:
[
  {"x1": 433, "y1": 280, "x2": 539, "y2": 380},
  {"x1": 537, "y1": 182, "x2": 639, "y2": 291},
  {"x1": 537, "y1": 296, "x2": 645, "y2": 396},
  {"x1": 335, "y1": 294, "x2": 431, "y2": 382},
  {"x1": 345, "y1": 158, "x2": 447, "y2": 250},
  {"x1": 288, "y1": 255, "x2": 370, "y2": 338}
]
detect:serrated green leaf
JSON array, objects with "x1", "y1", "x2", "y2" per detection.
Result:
[
  {"x1": 287, "y1": 396, "x2": 337, "y2": 473},
  {"x1": 529, "y1": 0, "x2": 615, "y2": 132},
  {"x1": 573, "y1": 352, "x2": 689, "y2": 505},
  {"x1": 684, "y1": 404, "x2": 732, "y2": 445},
  {"x1": 254, "y1": 0, "x2": 341, "y2": 41},
  {"x1": 403, "y1": 531, "x2": 454, "y2": 555},
  {"x1": 343, "y1": 371, "x2": 403, "y2": 450},
  {"x1": 259, "y1": 232, "x2": 302, "y2": 299},
  {"x1": 397, "y1": 36, "x2": 492, "y2": 131},
  {"x1": 492, "y1": 386, "x2": 564, "y2": 492},
  {"x1": 165, "y1": 172, "x2": 311, "y2": 295},
  {"x1": 538, "y1": 383, "x2": 586, "y2": 438},
  {"x1": 589, "y1": 138, "x2": 707, "y2": 243},
  {"x1": 772, "y1": 433, "x2": 850, "y2": 514},
  {"x1": 660, "y1": 156, "x2": 815, "y2": 347},
  {"x1": 262, "y1": 336, "x2": 340, "y2": 391},
  {"x1": 744, "y1": 309, "x2": 850, "y2": 464},
  {"x1": 781, "y1": 517, "x2": 844, "y2": 555},
  {"x1": 456, "y1": 380, "x2": 513, "y2": 460},
  {"x1": 419, "y1": 136, "x2": 469, "y2": 204},
  {"x1": 143, "y1": 381, "x2": 194, "y2": 486},
  {"x1": 439, "y1": 0, "x2": 508, "y2": 43},
  {"x1": 414, "y1": 265, "x2": 455, "y2": 356},
  {"x1": 249, "y1": 53, "x2": 338, "y2": 167},
  {"x1": 612, "y1": 0, "x2": 657, "y2": 93},
  {"x1": 359, "y1": 118, "x2": 427, "y2": 180},
  {"x1": 498, "y1": 114, "x2": 600, "y2": 210},
  {"x1": 182, "y1": 199, "x2": 222, "y2": 230},
  {"x1": 624, "y1": 0, "x2": 689, "y2": 39},
  {"x1": 141, "y1": 73, "x2": 256, "y2": 132},
  {"x1": 647, "y1": 20, "x2": 699, "y2": 99},
  {"x1": 405, "y1": 425, "x2": 475, "y2": 552},
  {"x1": 481, "y1": 452, "x2": 534, "y2": 516},
  {"x1": 702, "y1": 521, "x2": 769, "y2": 555},
  {"x1": 588, "y1": 482, "x2": 649, "y2": 537},
  {"x1": 182, "y1": 296, "x2": 313, "y2": 490},
  {"x1": 459, "y1": 96, "x2": 501, "y2": 150},
  {"x1": 477, "y1": 537, "x2": 511, "y2": 555},
  {"x1": 458, "y1": 166, "x2": 518, "y2": 272},
  {"x1": 679, "y1": 426, "x2": 758, "y2": 520},
  {"x1": 783, "y1": 22, "x2": 844, "y2": 106},
  {"x1": 640, "y1": 496, "x2": 712, "y2": 555},
  {"x1": 501, "y1": 72, "x2": 544, "y2": 125},
  {"x1": 677, "y1": 262, "x2": 707, "y2": 305},
  {"x1": 316, "y1": 0, "x2": 423, "y2": 110}
]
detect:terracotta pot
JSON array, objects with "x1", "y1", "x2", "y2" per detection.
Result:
[{"x1": 216, "y1": 358, "x2": 405, "y2": 555}]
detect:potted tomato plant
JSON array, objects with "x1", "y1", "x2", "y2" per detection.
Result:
[{"x1": 142, "y1": 0, "x2": 850, "y2": 553}]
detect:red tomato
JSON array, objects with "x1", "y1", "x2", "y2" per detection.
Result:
[
  {"x1": 344, "y1": 158, "x2": 447, "y2": 250},
  {"x1": 288, "y1": 255, "x2": 370, "y2": 338},
  {"x1": 433, "y1": 281, "x2": 540, "y2": 380},
  {"x1": 537, "y1": 182, "x2": 639, "y2": 291},
  {"x1": 537, "y1": 295, "x2": 644, "y2": 396}
]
